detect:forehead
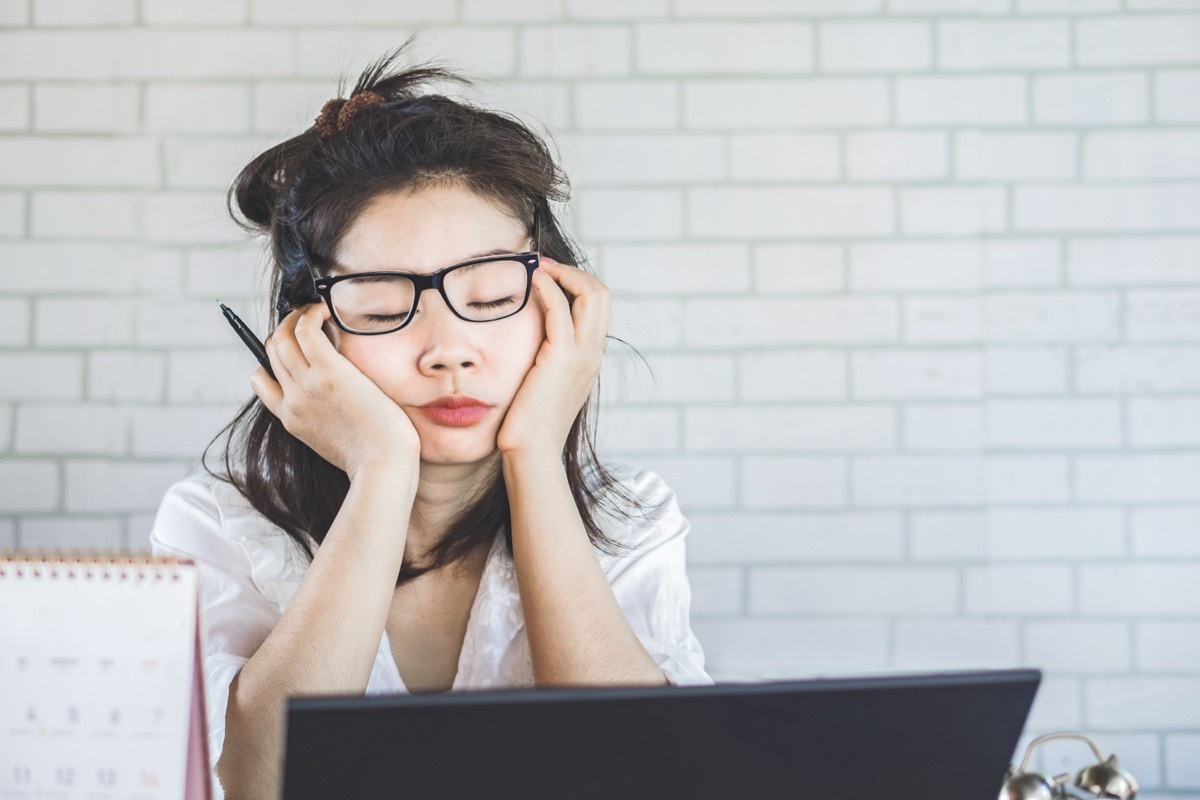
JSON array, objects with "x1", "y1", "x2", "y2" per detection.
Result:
[{"x1": 332, "y1": 184, "x2": 527, "y2": 276}]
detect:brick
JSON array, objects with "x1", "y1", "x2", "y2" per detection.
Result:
[
  {"x1": 1086, "y1": 678, "x2": 1200, "y2": 729},
  {"x1": 0, "y1": 32, "x2": 292, "y2": 80},
  {"x1": 676, "y1": 0, "x2": 881, "y2": 14},
  {"x1": 1080, "y1": 345, "x2": 1200, "y2": 393},
  {"x1": 985, "y1": 347, "x2": 1069, "y2": 394},
  {"x1": 851, "y1": 241, "x2": 982, "y2": 291},
  {"x1": 752, "y1": 566, "x2": 957, "y2": 615},
  {"x1": 136, "y1": 299, "x2": 243, "y2": 346},
  {"x1": 1018, "y1": 0, "x2": 1117, "y2": 10},
  {"x1": 251, "y1": 80, "x2": 333, "y2": 135},
  {"x1": 1027, "y1": 622, "x2": 1131, "y2": 673},
  {"x1": 820, "y1": 22, "x2": 931, "y2": 72},
  {"x1": 294, "y1": 29, "x2": 514, "y2": 82},
  {"x1": 141, "y1": 0, "x2": 246, "y2": 24},
  {"x1": 1078, "y1": 454, "x2": 1200, "y2": 502},
  {"x1": 0, "y1": 521, "x2": 11, "y2": 549},
  {"x1": 0, "y1": 192, "x2": 23, "y2": 236},
  {"x1": 754, "y1": 244, "x2": 845, "y2": 293},
  {"x1": 984, "y1": 293, "x2": 1121, "y2": 342},
  {"x1": 684, "y1": 79, "x2": 888, "y2": 129},
  {"x1": 1034, "y1": 73, "x2": 1147, "y2": 124},
  {"x1": 904, "y1": 296, "x2": 982, "y2": 342},
  {"x1": 1077, "y1": 14, "x2": 1200, "y2": 66},
  {"x1": 20, "y1": 517, "x2": 122, "y2": 549},
  {"x1": 995, "y1": 508, "x2": 1125, "y2": 558},
  {"x1": 1086, "y1": 131, "x2": 1200, "y2": 180},
  {"x1": 687, "y1": 298, "x2": 898, "y2": 347},
  {"x1": 686, "y1": 406, "x2": 894, "y2": 452},
  {"x1": 739, "y1": 350, "x2": 846, "y2": 401},
  {"x1": 15, "y1": 405, "x2": 129, "y2": 456},
  {"x1": 902, "y1": 187, "x2": 1007, "y2": 236},
  {"x1": 939, "y1": 20, "x2": 1069, "y2": 70},
  {"x1": 33, "y1": 84, "x2": 139, "y2": 133},
  {"x1": 856, "y1": 455, "x2": 1070, "y2": 506},
  {"x1": 1128, "y1": 290, "x2": 1200, "y2": 341},
  {"x1": 742, "y1": 457, "x2": 847, "y2": 508},
  {"x1": 619, "y1": 353, "x2": 735, "y2": 403},
  {"x1": 164, "y1": 137, "x2": 259, "y2": 189},
  {"x1": 687, "y1": 567, "x2": 742, "y2": 616},
  {"x1": 568, "y1": 0, "x2": 668, "y2": 17},
  {"x1": 609, "y1": 298, "x2": 683, "y2": 350},
  {"x1": 130, "y1": 405, "x2": 239, "y2": 458},
  {"x1": 1157, "y1": 69, "x2": 1200, "y2": 122},
  {"x1": 637, "y1": 456, "x2": 736, "y2": 511},
  {"x1": 146, "y1": 83, "x2": 250, "y2": 134},
  {"x1": 0, "y1": 137, "x2": 158, "y2": 188},
  {"x1": 956, "y1": 131, "x2": 1077, "y2": 180},
  {"x1": 636, "y1": 22, "x2": 813, "y2": 74},
  {"x1": 896, "y1": 76, "x2": 1026, "y2": 125},
  {"x1": 601, "y1": 244, "x2": 748, "y2": 295},
  {"x1": 464, "y1": 79, "x2": 572, "y2": 130},
  {"x1": 904, "y1": 404, "x2": 984, "y2": 451},
  {"x1": 143, "y1": 193, "x2": 249, "y2": 245},
  {"x1": 731, "y1": 134, "x2": 840, "y2": 182},
  {"x1": 464, "y1": 0, "x2": 561, "y2": 20},
  {"x1": 575, "y1": 81, "x2": 677, "y2": 130},
  {"x1": 254, "y1": 0, "x2": 453, "y2": 23},
  {"x1": 0, "y1": 86, "x2": 29, "y2": 131},
  {"x1": 990, "y1": 456, "x2": 1070, "y2": 502},
  {"x1": 596, "y1": 406, "x2": 679, "y2": 453},
  {"x1": 90, "y1": 351, "x2": 166, "y2": 402},
  {"x1": 1082, "y1": 564, "x2": 1200, "y2": 616},
  {"x1": 852, "y1": 350, "x2": 983, "y2": 399},
  {"x1": 1137, "y1": 622, "x2": 1200, "y2": 670},
  {"x1": 577, "y1": 188, "x2": 682, "y2": 241},
  {"x1": 693, "y1": 619, "x2": 888, "y2": 676},
  {"x1": 891, "y1": 0, "x2": 1009, "y2": 10},
  {"x1": 0, "y1": 1, "x2": 28, "y2": 23},
  {"x1": 985, "y1": 398, "x2": 1121, "y2": 449},
  {"x1": 0, "y1": 354, "x2": 82, "y2": 400},
  {"x1": 1020, "y1": 185, "x2": 1200, "y2": 232},
  {"x1": 894, "y1": 620, "x2": 1019, "y2": 670},
  {"x1": 689, "y1": 187, "x2": 894, "y2": 238},
  {"x1": 187, "y1": 247, "x2": 269, "y2": 300},
  {"x1": 1068, "y1": 236, "x2": 1200, "y2": 285},
  {"x1": 1132, "y1": 507, "x2": 1200, "y2": 557},
  {"x1": 0, "y1": 243, "x2": 182, "y2": 294},
  {"x1": 846, "y1": 131, "x2": 947, "y2": 181},
  {"x1": 35, "y1": 298, "x2": 136, "y2": 346},
  {"x1": 0, "y1": 297, "x2": 29, "y2": 346},
  {"x1": 521, "y1": 26, "x2": 631, "y2": 78},
  {"x1": 1165, "y1": 734, "x2": 1200, "y2": 788},
  {"x1": 33, "y1": 0, "x2": 136, "y2": 25},
  {"x1": 687, "y1": 511, "x2": 903, "y2": 563},
  {"x1": 31, "y1": 192, "x2": 140, "y2": 239},
  {"x1": 0, "y1": 404, "x2": 9, "y2": 452},
  {"x1": 965, "y1": 565, "x2": 1073, "y2": 614},
  {"x1": 910, "y1": 511, "x2": 986, "y2": 561},
  {"x1": 0, "y1": 460, "x2": 58, "y2": 512},
  {"x1": 167, "y1": 348, "x2": 259, "y2": 404},
  {"x1": 1129, "y1": 397, "x2": 1200, "y2": 447},
  {"x1": 64, "y1": 459, "x2": 190, "y2": 512},
  {"x1": 1026, "y1": 676, "x2": 1082, "y2": 730},
  {"x1": 570, "y1": 134, "x2": 725, "y2": 186}
]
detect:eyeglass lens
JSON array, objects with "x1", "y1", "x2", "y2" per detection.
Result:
[{"x1": 330, "y1": 258, "x2": 530, "y2": 333}]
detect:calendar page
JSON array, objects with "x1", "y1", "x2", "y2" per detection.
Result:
[{"x1": 0, "y1": 556, "x2": 205, "y2": 799}]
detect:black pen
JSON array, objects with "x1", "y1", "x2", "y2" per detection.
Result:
[{"x1": 217, "y1": 300, "x2": 275, "y2": 380}]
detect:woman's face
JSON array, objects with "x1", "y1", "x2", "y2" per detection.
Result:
[{"x1": 322, "y1": 182, "x2": 546, "y2": 466}]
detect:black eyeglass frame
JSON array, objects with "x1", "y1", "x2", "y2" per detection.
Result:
[{"x1": 309, "y1": 206, "x2": 541, "y2": 336}]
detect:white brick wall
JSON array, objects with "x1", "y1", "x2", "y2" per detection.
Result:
[{"x1": 2, "y1": 2, "x2": 1199, "y2": 791}]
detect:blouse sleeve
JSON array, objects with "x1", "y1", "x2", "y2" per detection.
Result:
[
  {"x1": 147, "y1": 473, "x2": 282, "y2": 800},
  {"x1": 603, "y1": 468, "x2": 715, "y2": 687}
]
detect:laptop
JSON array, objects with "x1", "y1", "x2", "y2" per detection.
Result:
[{"x1": 282, "y1": 668, "x2": 1040, "y2": 799}]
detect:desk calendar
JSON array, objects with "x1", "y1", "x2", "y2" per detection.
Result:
[{"x1": 0, "y1": 552, "x2": 211, "y2": 800}]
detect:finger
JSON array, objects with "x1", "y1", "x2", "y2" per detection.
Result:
[
  {"x1": 266, "y1": 307, "x2": 313, "y2": 376},
  {"x1": 538, "y1": 260, "x2": 600, "y2": 303},
  {"x1": 294, "y1": 301, "x2": 339, "y2": 369},
  {"x1": 250, "y1": 365, "x2": 284, "y2": 418},
  {"x1": 533, "y1": 266, "x2": 574, "y2": 346},
  {"x1": 540, "y1": 261, "x2": 609, "y2": 348}
]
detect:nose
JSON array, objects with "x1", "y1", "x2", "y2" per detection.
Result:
[{"x1": 413, "y1": 288, "x2": 480, "y2": 374}]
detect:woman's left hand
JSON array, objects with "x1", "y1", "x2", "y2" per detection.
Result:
[{"x1": 496, "y1": 256, "x2": 611, "y2": 457}]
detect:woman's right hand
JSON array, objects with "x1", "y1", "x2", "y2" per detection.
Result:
[{"x1": 249, "y1": 301, "x2": 421, "y2": 481}]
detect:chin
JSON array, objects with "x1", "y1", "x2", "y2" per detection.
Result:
[{"x1": 416, "y1": 433, "x2": 501, "y2": 467}]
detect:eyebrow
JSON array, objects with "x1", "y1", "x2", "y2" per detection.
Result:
[{"x1": 329, "y1": 247, "x2": 526, "y2": 276}]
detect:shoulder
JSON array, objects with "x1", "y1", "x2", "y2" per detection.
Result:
[{"x1": 586, "y1": 460, "x2": 688, "y2": 556}]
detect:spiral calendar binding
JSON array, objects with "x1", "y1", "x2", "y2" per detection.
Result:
[{"x1": 0, "y1": 549, "x2": 190, "y2": 580}]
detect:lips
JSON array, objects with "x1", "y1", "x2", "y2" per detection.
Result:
[{"x1": 417, "y1": 395, "x2": 493, "y2": 427}]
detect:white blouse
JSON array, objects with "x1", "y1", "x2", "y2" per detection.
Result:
[{"x1": 147, "y1": 463, "x2": 712, "y2": 799}]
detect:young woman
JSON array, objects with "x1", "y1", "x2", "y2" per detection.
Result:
[{"x1": 148, "y1": 42, "x2": 711, "y2": 799}]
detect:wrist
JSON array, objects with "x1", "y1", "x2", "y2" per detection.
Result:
[{"x1": 348, "y1": 451, "x2": 419, "y2": 487}]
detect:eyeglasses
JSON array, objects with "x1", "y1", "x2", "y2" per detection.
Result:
[{"x1": 311, "y1": 207, "x2": 541, "y2": 335}]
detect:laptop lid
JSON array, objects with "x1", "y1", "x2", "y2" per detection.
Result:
[{"x1": 282, "y1": 667, "x2": 1040, "y2": 799}]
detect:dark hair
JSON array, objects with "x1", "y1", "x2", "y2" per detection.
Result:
[{"x1": 203, "y1": 36, "x2": 647, "y2": 587}]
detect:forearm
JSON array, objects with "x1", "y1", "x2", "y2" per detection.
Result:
[
  {"x1": 501, "y1": 449, "x2": 667, "y2": 687},
  {"x1": 218, "y1": 460, "x2": 416, "y2": 798}
]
